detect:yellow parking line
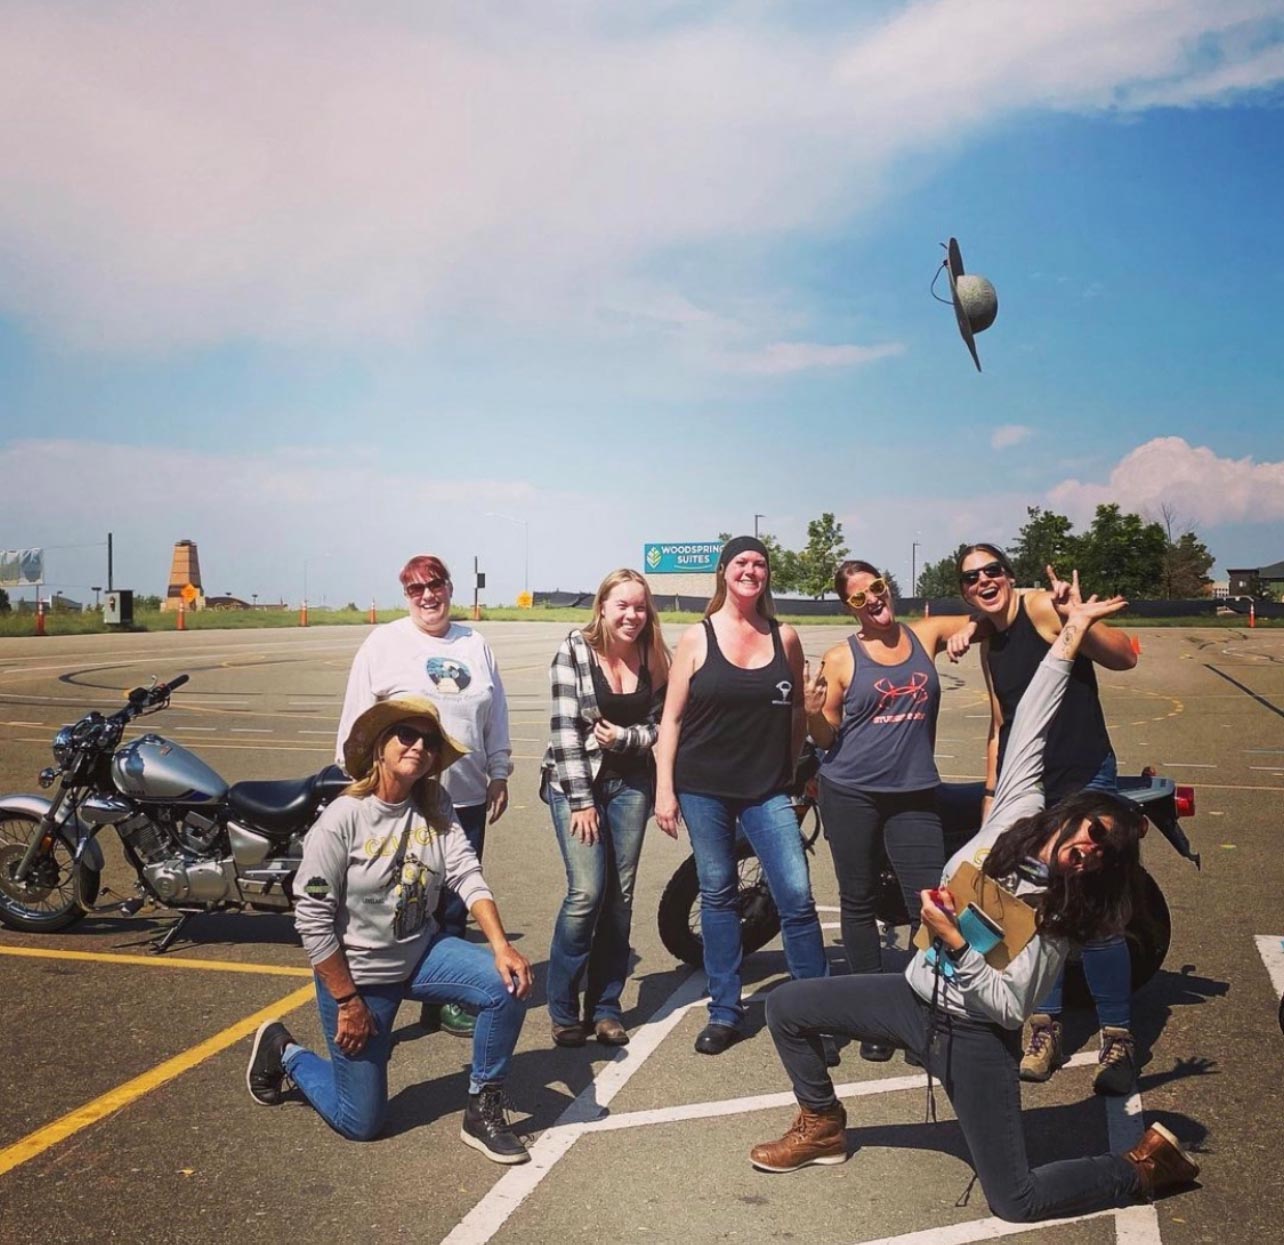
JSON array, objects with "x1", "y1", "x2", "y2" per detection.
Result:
[
  {"x1": 0, "y1": 945, "x2": 313, "y2": 976},
  {"x1": 0, "y1": 982, "x2": 315, "y2": 1179}
]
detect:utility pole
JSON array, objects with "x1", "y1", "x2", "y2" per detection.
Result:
[
  {"x1": 107, "y1": 532, "x2": 114, "y2": 591},
  {"x1": 911, "y1": 541, "x2": 920, "y2": 598},
  {"x1": 754, "y1": 513, "x2": 765, "y2": 538}
]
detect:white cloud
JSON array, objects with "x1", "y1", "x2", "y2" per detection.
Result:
[
  {"x1": 1, "y1": 1, "x2": 1281, "y2": 350},
  {"x1": 990, "y1": 424, "x2": 1033, "y2": 450},
  {"x1": 1048, "y1": 436, "x2": 1284, "y2": 527},
  {"x1": 716, "y1": 340, "x2": 906, "y2": 375}
]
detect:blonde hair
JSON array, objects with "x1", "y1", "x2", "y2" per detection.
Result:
[
  {"x1": 343, "y1": 726, "x2": 452, "y2": 830},
  {"x1": 705, "y1": 561, "x2": 777, "y2": 621},
  {"x1": 582, "y1": 568, "x2": 671, "y2": 678}
]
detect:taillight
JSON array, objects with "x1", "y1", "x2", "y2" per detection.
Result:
[{"x1": 1175, "y1": 786, "x2": 1196, "y2": 818}]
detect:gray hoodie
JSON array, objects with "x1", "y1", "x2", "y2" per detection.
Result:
[
  {"x1": 294, "y1": 788, "x2": 493, "y2": 984},
  {"x1": 904, "y1": 652, "x2": 1074, "y2": 1028}
]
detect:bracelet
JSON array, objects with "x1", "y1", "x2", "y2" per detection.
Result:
[
  {"x1": 945, "y1": 940, "x2": 971, "y2": 963},
  {"x1": 982, "y1": 787, "x2": 996, "y2": 797},
  {"x1": 333, "y1": 991, "x2": 359, "y2": 1006}
]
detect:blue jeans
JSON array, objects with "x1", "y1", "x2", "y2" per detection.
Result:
[
  {"x1": 678, "y1": 790, "x2": 829, "y2": 1028},
  {"x1": 435, "y1": 802, "x2": 487, "y2": 940},
  {"x1": 1040, "y1": 752, "x2": 1131, "y2": 1025},
  {"x1": 283, "y1": 931, "x2": 527, "y2": 1140},
  {"x1": 546, "y1": 774, "x2": 651, "y2": 1026}
]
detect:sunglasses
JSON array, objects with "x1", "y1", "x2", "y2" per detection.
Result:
[
  {"x1": 405, "y1": 577, "x2": 448, "y2": 598},
  {"x1": 960, "y1": 561, "x2": 1008, "y2": 587},
  {"x1": 846, "y1": 578, "x2": 888, "y2": 610},
  {"x1": 390, "y1": 724, "x2": 442, "y2": 750}
]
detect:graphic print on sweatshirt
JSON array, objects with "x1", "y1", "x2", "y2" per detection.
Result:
[{"x1": 425, "y1": 656, "x2": 472, "y2": 695}]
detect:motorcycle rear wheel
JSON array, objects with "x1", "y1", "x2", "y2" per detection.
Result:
[
  {"x1": 0, "y1": 811, "x2": 99, "y2": 932},
  {"x1": 657, "y1": 839, "x2": 782, "y2": 968},
  {"x1": 1063, "y1": 869, "x2": 1170, "y2": 1007}
]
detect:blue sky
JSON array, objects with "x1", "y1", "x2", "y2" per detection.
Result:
[{"x1": 2, "y1": 1, "x2": 1283, "y2": 606}]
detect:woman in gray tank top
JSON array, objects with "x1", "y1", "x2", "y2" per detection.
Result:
[{"x1": 804, "y1": 559, "x2": 982, "y2": 1062}]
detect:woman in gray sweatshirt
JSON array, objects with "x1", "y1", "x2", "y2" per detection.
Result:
[
  {"x1": 750, "y1": 579, "x2": 1201, "y2": 1219},
  {"x1": 245, "y1": 696, "x2": 532, "y2": 1165}
]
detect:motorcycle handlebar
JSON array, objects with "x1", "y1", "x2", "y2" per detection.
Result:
[{"x1": 165, "y1": 674, "x2": 190, "y2": 693}]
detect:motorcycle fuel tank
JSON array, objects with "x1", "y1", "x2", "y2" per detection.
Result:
[{"x1": 112, "y1": 733, "x2": 228, "y2": 803}]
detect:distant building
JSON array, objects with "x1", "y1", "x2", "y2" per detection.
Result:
[
  {"x1": 162, "y1": 539, "x2": 205, "y2": 611},
  {"x1": 1227, "y1": 560, "x2": 1284, "y2": 600}
]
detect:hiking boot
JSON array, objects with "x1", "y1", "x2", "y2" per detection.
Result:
[
  {"x1": 1125, "y1": 1123, "x2": 1199, "y2": 1199},
  {"x1": 440, "y1": 1002, "x2": 476, "y2": 1038},
  {"x1": 1019, "y1": 1014, "x2": 1063, "y2": 1083},
  {"x1": 1093, "y1": 1026, "x2": 1136, "y2": 1096},
  {"x1": 750, "y1": 1102, "x2": 848, "y2": 1173},
  {"x1": 246, "y1": 1020, "x2": 294, "y2": 1106},
  {"x1": 461, "y1": 1086, "x2": 530, "y2": 1165}
]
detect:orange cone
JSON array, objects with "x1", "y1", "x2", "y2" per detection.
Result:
[
  {"x1": 1250, "y1": 603, "x2": 1256, "y2": 629},
  {"x1": 177, "y1": 601, "x2": 186, "y2": 631},
  {"x1": 1131, "y1": 634, "x2": 1142, "y2": 656},
  {"x1": 368, "y1": 599, "x2": 377, "y2": 624},
  {"x1": 300, "y1": 602, "x2": 309, "y2": 627},
  {"x1": 35, "y1": 602, "x2": 46, "y2": 636}
]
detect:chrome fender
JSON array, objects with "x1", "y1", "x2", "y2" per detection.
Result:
[{"x1": 0, "y1": 794, "x2": 106, "y2": 873}]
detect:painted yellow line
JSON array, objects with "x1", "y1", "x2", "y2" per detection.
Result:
[
  {"x1": 0, "y1": 982, "x2": 315, "y2": 1179},
  {"x1": 0, "y1": 945, "x2": 312, "y2": 977}
]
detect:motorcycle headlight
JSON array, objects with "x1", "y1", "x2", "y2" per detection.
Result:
[{"x1": 52, "y1": 725, "x2": 75, "y2": 766}]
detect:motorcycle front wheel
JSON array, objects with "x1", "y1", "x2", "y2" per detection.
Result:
[
  {"x1": 657, "y1": 839, "x2": 783, "y2": 968},
  {"x1": 0, "y1": 811, "x2": 99, "y2": 932}
]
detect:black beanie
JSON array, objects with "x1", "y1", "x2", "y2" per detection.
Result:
[{"x1": 718, "y1": 536, "x2": 770, "y2": 569}]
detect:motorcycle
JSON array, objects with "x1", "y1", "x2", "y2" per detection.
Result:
[
  {"x1": 657, "y1": 747, "x2": 1200, "y2": 1005},
  {"x1": 0, "y1": 674, "x2": 349, "y2": 952}
]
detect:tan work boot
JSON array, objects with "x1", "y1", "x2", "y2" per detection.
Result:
[
  {"x1": 1092, "y1": 1026, "x2": 1136, "y2": 1096},
  {"x1": 1125, "y1": 1123, "x2": 1199, "y2": 1199},
  {"x1": 1019, "y1": 1013, "x2": 1063, "y2": 1083},
  {"x1": 749, "y1": 1102, "x2": 848, "y2": 1173}
]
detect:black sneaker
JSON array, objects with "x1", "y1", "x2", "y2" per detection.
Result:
[
  {"x1": 461, "y1": 1087, "x2": 530, "y2": 1165},
  {"x1": 246, "y1": 1021, "x2": 294, "y2": 1106}
]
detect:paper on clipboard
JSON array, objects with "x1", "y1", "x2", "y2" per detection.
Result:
[{"x1": 913, "y1": 860, "x2": 1038, "y2": 970}]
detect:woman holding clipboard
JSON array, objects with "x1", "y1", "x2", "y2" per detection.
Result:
[{"x1": 749, "y1": 576, "x2": 1200, "y2": 1221}]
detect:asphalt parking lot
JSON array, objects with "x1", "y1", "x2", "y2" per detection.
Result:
[{"x1": 1, "y1": 620, "x2": 1282, "y2": 1244}]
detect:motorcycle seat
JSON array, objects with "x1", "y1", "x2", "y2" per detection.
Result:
[{"x1": 228, "y1": 765, "x2": 351, "y2": 835}]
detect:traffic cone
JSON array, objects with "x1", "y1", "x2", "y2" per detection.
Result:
[
  {"x1": 924, "y1": 600, "x2": 931, "y2": 618},
  {"x1": 35, "y1": 601, "x2": 45, "y2": 636},
  {"x1": 177, "y1": 601, "x2": 186, "y2": 631},
  {"x1": 300, "y1": 601, "x2": 309, "y2": 627},
  {"x1": 368, "y1": 599, "x2": 376, "y2": 624},
  {"x1": 1249, "y1": 603, "x2": 1256, "y2": 629}
]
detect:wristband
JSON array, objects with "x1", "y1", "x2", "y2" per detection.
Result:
[
  {"x1": 982, "y1": 787, "x2": 995, "y2": 797},
  {"x1": 333, "y1": 991, "x2": 359, "y2": 1006},
  {"x1": 945, "y1": 940, "x2": 971, "y2": 963}
]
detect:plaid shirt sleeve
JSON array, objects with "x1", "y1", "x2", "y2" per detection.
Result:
[
  {"x1": 611, "y1": 677, "x2": 664, "y2": 755},
  {"x1": 547, "y1": 636, "x2": 596, "y2": 810}
]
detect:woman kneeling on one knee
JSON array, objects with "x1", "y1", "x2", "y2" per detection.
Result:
[
  {"x1": 752, "y1": 577, "x2": 1201, "y2": 1222},
  {"x1": 246, "y1": 697, "x2": 532, "y2": 1164}
]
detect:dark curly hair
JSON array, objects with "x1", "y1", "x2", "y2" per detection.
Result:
[{"x1": 982, "y1": 789, "x2": 1146, "y2": 943}]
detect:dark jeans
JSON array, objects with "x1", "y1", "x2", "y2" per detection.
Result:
[
  {"x1": 764, "y1": 974, "x2": 1141, "y2": 1223},
  {"x1": 435, "y1": 802, "x2": 487, "y2": 940},
  {"x1": 817, "y1": 779, "x2": 945, "y2": 975}
]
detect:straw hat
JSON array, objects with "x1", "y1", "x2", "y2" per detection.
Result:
[{"x1": 342, "y1": 697, "x2": 468, "y2": 779}]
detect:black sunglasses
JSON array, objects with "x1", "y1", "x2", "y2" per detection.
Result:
[
  {"x1": 390, "y1": 724, "x2": 441, "y2": 749},
  {"x1": 960, "y1": 561, "x2": 1008, "y2": 587},
  {"x1": 405, "y1": 577, "x2": 448, "y2": 598}
]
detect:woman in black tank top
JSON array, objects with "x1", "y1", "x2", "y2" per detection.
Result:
[
  {"x1": 958, "y1": 545, "x2": 1142, "y2": 1096},
  {"x1": 655, "y1": 537, "x2": 829, "y2": 1056},
  {"x1": 541, "y1": 569, "x2": 670, "y2": 1048}
]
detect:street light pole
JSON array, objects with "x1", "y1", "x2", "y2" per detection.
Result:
[
  {"x1": 911, "y1": 541, "x2": 920, "y2": 598},
  {"x1": 754, "y1": 513, "x2": 765, "y2": 538}
]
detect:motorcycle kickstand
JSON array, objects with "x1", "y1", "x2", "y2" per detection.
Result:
[{"x1": 149, "y1": 912, "x2": 191, "y2": 955}]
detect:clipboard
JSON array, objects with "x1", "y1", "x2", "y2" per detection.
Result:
[{"x1": 912, "y1": 860, "x2": 1038, "y2": 970}]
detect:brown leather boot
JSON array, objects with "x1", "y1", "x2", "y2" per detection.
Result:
[
  {"x1": 1125, "y1": 1123, "x2": 1199, "y2": 1199},
  {"x1": 749, "y1": 1102, "x2": 848, "y2": 1173}
]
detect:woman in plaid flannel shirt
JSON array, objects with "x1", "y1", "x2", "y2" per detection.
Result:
[{"x1": 540, "y1": 569, "x2": 671, "y2": 1047}]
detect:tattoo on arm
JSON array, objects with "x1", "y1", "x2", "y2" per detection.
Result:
[{"x1": 1056, "y1": 622, "x2": 1080, "y2": 658}]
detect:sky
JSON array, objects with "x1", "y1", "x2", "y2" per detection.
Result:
[{"x1": 2, "y1": 0, "x2": 1283, "y2": 607}]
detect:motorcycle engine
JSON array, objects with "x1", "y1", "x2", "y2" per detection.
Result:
[{"x1": 117, "y1": 811, "x2": 238, "y2": 905}]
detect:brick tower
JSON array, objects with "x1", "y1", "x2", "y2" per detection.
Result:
[{"x1": 162, "y1": 539, "x2": 205, "y2": 611}]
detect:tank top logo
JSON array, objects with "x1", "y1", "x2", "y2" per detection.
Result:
[
  {"x1": 771, "y1": 679, "x2": 793, "y2": 706},
  {"x1": 871, "y1": 672, "x2": 929, "y2": 724}
]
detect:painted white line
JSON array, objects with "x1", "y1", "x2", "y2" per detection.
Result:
[
  {"x1": 1159, "y1": 763, "x2": 1216, "y2": 768},
  {"x1": 816, "y1": 905, "x2": 841, "y2": 914},
  {"x1": 1113, "y1": 1203, "x2": 1164, "y2": 1245},
  {"x1": 297, "y1": 730, "x2": 334, "y2": 736},
  {"x1": 1253, "y1": 934, "x2": 1284, "y2": 997},
  {"x1": 1249, "y1": 767, "x2": 1284, "y2": 773},
  {"x1": 1244, "y1": 749, "x2": 1284, "y2": 754},
  {"x1": 171, "y1": 726, "x2": 218, "y2": 733},
  {"x1": 228, "y1": 728, "x2": 273, "y2": 734},
  {"x1": 440, "y1": 971, "x2": 708, "y2": 1245},
  {"x1": 821, "y1": 921, "x2": 842, "y2": 931},
  {"x1": 844, "y1": 1204, "x2": 1140, "y2": 1245},
  {"x1": 1104, "y1": 1082, "x2": 1146, "y2": 1153}
]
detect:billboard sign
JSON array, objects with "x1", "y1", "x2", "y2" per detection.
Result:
[
  {"x1": 643, "y1": 542, "x2": 721, "y2": 574},
  {"x1": 0, "y1": 548, "x2": 44, "y2": 588}
]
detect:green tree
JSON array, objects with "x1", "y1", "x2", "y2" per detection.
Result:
[
  {"x1": 716, "y1": 530, "x2": 800, "y2": 593},
  {"x1": 136, "y1": 594, "x2": 163, "y2": 611},
  {"x1": 916, "y1": 544, "x2": 969, "y2": 598},
  {"x1": 1009, "y1": 507, "x2": 1079, "y2": 586},
  {"x1": 1076, "y1": 503, "x2": 1168, "y2": 598},
  {"x1": 1163, "y1": 532, "x2": 1214, "y2": 598},
  {"x1": 0, "y1": 587, "x2": 9, "y2": 615},
  {"x1": 795, "y1": 512, "x2": 850, "y2": 599}
]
